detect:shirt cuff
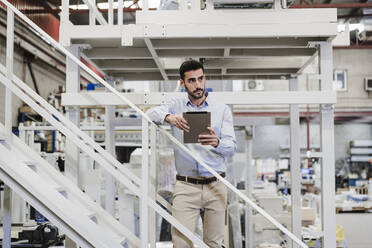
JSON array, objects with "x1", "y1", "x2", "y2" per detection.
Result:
[{"x1": 214, "y1": 139, "x2": 223, "y2": 153}]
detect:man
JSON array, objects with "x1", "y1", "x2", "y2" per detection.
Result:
[{"x1": 147, "y1": 60, "x2": 237, "y2": 248}]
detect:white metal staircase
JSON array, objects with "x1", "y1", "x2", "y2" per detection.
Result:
[{"x1": 0, "y1": 123, "x2": 139, "y2": 248}]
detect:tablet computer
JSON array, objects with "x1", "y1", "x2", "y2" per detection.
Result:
[{"x1": 182, "y1": 111, "x2": 211, "y2": 143}]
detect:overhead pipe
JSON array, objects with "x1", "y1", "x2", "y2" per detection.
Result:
[
  {"x1": 290, "y1": 3, "x2": 372, "y2": 8},
  {"x1": 334, "y1": 45, "x2": 372, "y2": 49}
]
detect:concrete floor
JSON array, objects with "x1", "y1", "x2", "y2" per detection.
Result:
[{"x1": 336, "y1": 213, "x2": 372, "y2": 248}]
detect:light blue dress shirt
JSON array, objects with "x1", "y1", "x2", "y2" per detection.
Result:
[{"x1": 146, "y1": 93, "x2": 237, "y2": 177}]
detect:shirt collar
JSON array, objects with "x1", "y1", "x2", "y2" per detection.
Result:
[{"x1": 184, "y1": 93, "x2": 210, "y2": 107}]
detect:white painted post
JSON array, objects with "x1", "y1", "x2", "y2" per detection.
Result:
[
  {"x1": 61, "y1": 0, "x2": 69, "y2": 24},
  {"x1": 64, "y1": 44, "x2": 81, "y2": 248},
  {"x1": 89, "y1": 0, "x2": 96, "y2": 25},
  {"x1": 141, "y1": 118, "x2": 149, "y2": 248},
  {"x1": 274, "y1": 0, "x2": 282, "y2": 10},
  {"x1": 3, "y1": 186, "x2": 12, "y2": 248},
  {"x1": 108, "y1": 0, "x2": 114, "y2": 25},
  {"x1": 105, "y1": 78, "x2": 116, "y2": 216},
  {"x1": 5, "y1": 8, "x2": 14, "y2": 142},
  {"x1": 65, "y1": 45, "x2": 81, "y2": 187},
  {"x1": 190, "y1": 0, "x2": 200, "y2": 10},
  {"x1": 118, "y1": 0, "x2": 124, "y2": 25},
  {"x1": 319, "y1": 42, "x2": 336, "y2": 248},
  {"x1": 3, "y1": 9, "x2": 14, "y2": 248},
  {"x1": 289, "y1": 76, "x2": 301, "y2": 248},
  {"x1": 150, "y1": 124, "x2": 157, "y2": 247},
  {"x1": 245, "y1": 127, "x2": 253, "y2": 248},
  {"x1": 142, "y1": 0, "x2": 148, "y2": 11}
]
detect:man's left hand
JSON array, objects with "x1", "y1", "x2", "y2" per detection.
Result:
[{"x1": 198, "y1": 127, "x2": 219, "y2": 148}]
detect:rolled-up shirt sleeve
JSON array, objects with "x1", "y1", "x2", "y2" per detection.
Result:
[
  {"x1": 145, "y1": 100, "x2": 175, "y2": 125},
  {"x1": 214, "y1": 106, "x2": 237, "y2": 157}
]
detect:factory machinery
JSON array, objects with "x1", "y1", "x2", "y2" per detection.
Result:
[{"x1": 0, "y1": 0, "x2": 346, "y2": 247}]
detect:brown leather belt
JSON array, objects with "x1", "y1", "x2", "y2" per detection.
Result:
[{"x1": 176, "y1": 172, "x2": 226, "y2": 185}]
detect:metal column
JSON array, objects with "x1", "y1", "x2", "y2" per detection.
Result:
[
  {"x1": 5, "y1": 8, "x2": 14, "y2": 141},
  {"x1": 149, "y1": 125, "x2": 157, "y2": 247},
  {"x1": 289, "y1": 76, "x2": 301, "y2": 248},
  {"x1": 3, "y1": 9, "x2": 15, "y2": 248},
  {"x1": 118, "y1": 0, "x2": 124, "y2": 25},
  {"x1": 64, "y1": 45, "x2": 81, "y2": 187},
  {"x1": 104, "y1": 78, "x2": 116, "y2": 216},
  {"x1": 319, "y1": 42, "x2": 336, "y2": 248},
  {"x1": 245, "y1": 127, "x2": 254, "y2": 248},
  {"x1": 89, "y1": 0, "x2": 96, "y2": 25},
  {"x1": 108, "y1": 0, "x2": 114, "y2": 25},
  {"x1": 141, "y1": 119, "x2": 149, "y2": 248}
]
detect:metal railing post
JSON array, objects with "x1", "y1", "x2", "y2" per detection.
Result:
[
  {"x1": 61, "y1": 0, "x2": 69, "y2": 24},
  {"x1": 289, "y1": 76, "x2": 302, "y2": 248},
  {"x1": 3, "y1": 8, "x2": 14, "y2": 248},
  {"x1": 108, "y1": 0, "x2": 114, "y2": 25},
  {"x1": 245, "y1": 128, "x2": 253, "y2": 248},
  {"x1": 89, "y1": 0, "x2": 96, "y2": 25},
  {"x1": 118, "y1": 0, "x2": 124, "y2": 25},
  {"x1": 5, "y1": 8, "x2": 14, "y2": 142},
  {"x1": 105, "y1": 78, "x2": 116, "y2": 216},
  {"x1": 142, "y1": 0, "x2": 148, "y2": 11},
  {"x1": 150, "y1": 125, "x2": 157, "y2": 247},
  {"x1": 141, "y1": 118, "x2": 149, "y2": 248}
]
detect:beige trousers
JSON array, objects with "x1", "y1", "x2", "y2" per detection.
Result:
[{"x1": 171, "y1": 179, "x2": 227, "y2": 248}]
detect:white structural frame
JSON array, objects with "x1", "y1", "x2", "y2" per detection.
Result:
[
  {"x1": 290, "y1": 77, "x2": 301, "y2": 248},
  {"x1": 61, "y1": 91, "x2": 336, "y2": 106},
  {"x1": 1, "y1": 1, "x2": 337, "y2": 247}
]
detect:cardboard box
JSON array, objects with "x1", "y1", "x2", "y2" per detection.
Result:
[{"x1": 302, "y1": 207, "x2": 316, "y2": 226}]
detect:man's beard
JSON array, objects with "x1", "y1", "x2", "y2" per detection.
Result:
[{"x1": 185, "y1": 85, "x2": 205, "y2": 100}]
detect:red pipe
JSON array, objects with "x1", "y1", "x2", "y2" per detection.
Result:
[
  {"x1": 290, "y1": 3, "x2": 372, "y2": 8},
  {"x1": 334, "y1": 45, "x2": 372, "y2": 49}
]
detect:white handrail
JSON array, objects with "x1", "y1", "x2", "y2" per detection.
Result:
[{"x1": 0, "y1": 1, "x2": 308, "y2": 247}]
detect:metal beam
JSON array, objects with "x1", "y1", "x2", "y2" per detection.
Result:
[
  {"x1": 61, "y1": 91, "x2": 337, "y2": 106},
  {"x1": 202, "y1": 58, "x2": 307, "y2": 69},
  {"x1": 230, "y1": 48, "x2": 316, "y2": 57},
  {"x1": 84, "y1": 47, "x2": 152, "y2": 59},
  {"x1": 26, "y1": 57, "x2": 40, "y2": 95},
  {"x1": 144, "y1": 38, "x2": 168, "y2": 80},
  {"x1": 95, "y1": 59, "x2": 158, "y2": 70},
  {"x1": 82, "y1": 0, "x2": 108, "y2": 25},
  {"x1": 152, "y1": 38, "x2": 327, "y2": 49}
]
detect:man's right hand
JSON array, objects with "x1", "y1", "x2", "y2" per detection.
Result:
[{"x1": 165, "y1": 114, "x2": 190, "y2": 132}]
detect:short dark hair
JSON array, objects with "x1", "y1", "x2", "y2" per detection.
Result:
[{"x1": 179, "y1": 60, "x2": 204, "y2": 81}]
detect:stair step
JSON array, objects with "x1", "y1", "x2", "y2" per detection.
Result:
[
  {"x1": 56, "y1": 187, "x2": 68, "y2": 198},
  {"x1": 88, "y1": 213, "x2": 98, "y2": 224},
  {"x1": 113, "y1": 236, "x2": 127, "y2": 247},
  {"x1": 55, "y1": 187, "x2": 98, "y2": 223},
  {"x1": 24, "y1": 161, "x2": 37, "y2": 172}
]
